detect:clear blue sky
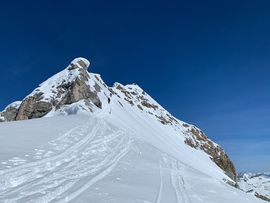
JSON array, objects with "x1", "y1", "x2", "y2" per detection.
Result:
[{"x1": 0, "y1": 0, "x2": 269, "y2": 172}]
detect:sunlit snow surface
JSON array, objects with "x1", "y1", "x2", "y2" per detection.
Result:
[
  {"x1": 238, "y1": 173, "x2": 270, "y2": 201},
  {"x1": 0, "y1": 100, "x2": 263, "y2": 203}
]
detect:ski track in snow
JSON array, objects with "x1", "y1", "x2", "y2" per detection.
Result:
[
  {"x1": 154, "y1": 164, "x2": 163, "y2": 203},
  {"x1": 162, "y1": 155, "x2": 192, "y2": 203},
  {"x1": 0, "y1": 118, "x2": 133, "y2": 203},
  {"x1": 152, "y1": 153, "x2": 193, "y2": 203},
  {"x1": 0, "y1": 115, "x2": 191, "y2": 203},
  {"x1": 0, "y1": 115, "x2": 261, "y2": 203}
]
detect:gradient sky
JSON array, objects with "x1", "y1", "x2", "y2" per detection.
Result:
[{"x1": 0, "y1": 0, "x2": 269, "y2": 172}]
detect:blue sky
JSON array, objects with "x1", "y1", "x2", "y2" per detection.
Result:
[{"x1": 0, "y1": 0, "x2": 269, "y2": 172}]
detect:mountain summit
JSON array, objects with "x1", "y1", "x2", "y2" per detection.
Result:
[
  {"x1": 0, "y1": 57, "x2": 236, "y2": 181},
  {"x1": 0, "y1": 58, "x2": 263, "y2": 202}
]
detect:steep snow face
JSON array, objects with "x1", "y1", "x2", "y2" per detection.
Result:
[
  {"x1": 238, "y1": 173, "x2": 270, "y2": 202},
  {"x1": 109, "y1": 82, "x2": 236, "y2": 181}
]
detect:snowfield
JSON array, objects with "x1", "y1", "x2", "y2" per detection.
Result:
[{"x1": 0, "y1": 110, "x2": 263, "y2": 202}]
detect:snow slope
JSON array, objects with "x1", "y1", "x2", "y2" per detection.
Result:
[
  {"x1": 0, "y1": 57, "x2": 264, "y2": 202},
  {"x1": 0, "y1": 107, "x2": 263, "y2": 202}
]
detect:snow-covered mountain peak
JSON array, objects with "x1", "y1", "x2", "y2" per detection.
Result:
[
  {"x1": 0, "y1": 58, "x2": 238, "y2": 182},
  {"x1": 32, "y1": 57, "x2": 92, "y2": 102},
  {"x1": 0, "y1": 57, "x2": 266, "y2": 202},
  {"x1": 0, "y1": 57, "x2": 105, "y2": 121},
  {"x1": 67, "y1": 57, "x2": 90, "y2": 71}
]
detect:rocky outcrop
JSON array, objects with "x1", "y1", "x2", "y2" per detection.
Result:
[
  {"x1": 183, "y1": 125, "x2": 237, "y2": 181},
  {"x1": 111, "y1": 82, "x2": 237, "y2": 182},
  {"x1": 56, "y1": 71, "x2": 102, "y2": 109},
  {"x1": 1, "y1": 58, "x2": 102, "y2": 121},
  {"x1": 16, "y1": 94, "x2": 52, "y2": 120},
  {"x1": 255, "y1": 193, "x2": 270, "y2": 202},
  {"x1": 0, "y1": 101, "x2": 21, "y2": 121}
]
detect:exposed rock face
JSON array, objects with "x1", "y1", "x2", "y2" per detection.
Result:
[
  {"x1": 255, "y1": 193, "x2": 270, "y2": 202},
  {"x1": 54, "y1": 60, "x2": 102, "y2": 109},
  {"x1": 56, "y1": 73, "x2": 102, "y2": 109},
  {"x1": 111, "y1": 83, "x2": 237, "y2": 182},
  {"x1": 183, "y1": 126, "x2": 237, "y2": 181},
  {"x1": 1, "y1": 58, "x2": 102, "y2": 121},
  {"x1": 16, "y1": 95, "x2": 52, "y2": 120},
  {"x1": 0, "y1": 101, "x2": 21, "y2": 121}
]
